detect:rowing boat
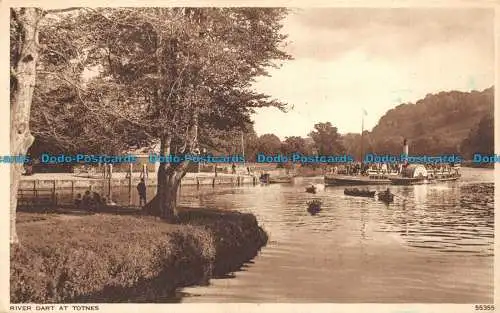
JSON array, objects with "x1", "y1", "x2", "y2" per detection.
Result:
[
  {"x1": 269, "y1": 176, "x2": 293, "y2": 184},
  {"x1": 305, "y1": 186, "x2": 316, "y2": 193},
  {"x1": 344, "y1": 188, "x2": 376, "y2": 197},
  {"x1": 378, "y1": 192, "x2": 394, "y2": 203}
]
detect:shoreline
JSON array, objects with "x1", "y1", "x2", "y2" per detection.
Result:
[
  {"x1": 19, "y1": 172, "x2": 260, "y2": 189},
  {"x1": 11, "y1": 207, "x2": 268, "y2": 303}
]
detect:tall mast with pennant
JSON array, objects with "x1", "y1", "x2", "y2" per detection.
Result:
[{"x1": 361, "y1": 109, "x2": 367, "y2": 162}]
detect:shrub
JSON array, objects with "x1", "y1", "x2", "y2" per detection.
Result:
[{"x1": 11, "y1": 209, "x2": 267, "y2": 303}]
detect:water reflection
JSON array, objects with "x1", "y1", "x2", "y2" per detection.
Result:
[
  {"x1": 177, "y1": 167, "x2": 494, "y2": 303},
  {"x1": 377, "y1": 182, "x2": 493, "y2": 256},
  {"x1": 413, "y1": 184, "x2": 428, "y2": 204},
  {"x1": 44, "y1": 167, "x2": 494, "y2": 302}
]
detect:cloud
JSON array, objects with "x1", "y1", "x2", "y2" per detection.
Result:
[
  {"x1": 283, "y1": 8, "x2": 494, "y2": 61},
  {"x1": 251, "y1": 8, "x2": 494, "y2": 139}
]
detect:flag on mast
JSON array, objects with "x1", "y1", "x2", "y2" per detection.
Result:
[{"x1": 363, "y1": 108, "x2": 368, "y2": 116}]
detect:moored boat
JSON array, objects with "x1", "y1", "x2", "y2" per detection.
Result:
[
  {"x1": 259, "y1": 173, "x2": 270, "y2": 184},
  {"x1": 432, "y1": 175, "x2": 460, "y2": 182},
  {"x1": 269, "y1": 176, "x2": 293, "y2": 184},
  {"x1": 344, "y1": 188, "x2": 376, "y2": 197},
  {"x1": 428, "y1": 169, "x2": 461, "y2": 182},
  {"x1": 325, "y1": 174, "x2": 392, "y2": 186}
]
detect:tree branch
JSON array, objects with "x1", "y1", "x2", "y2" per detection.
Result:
[
  {"x1": 37, "y1": 71, "x2": 154, "y2": 131},
  {"x1": 44, "y1": 8, "x2": 81, "y2": 14}
]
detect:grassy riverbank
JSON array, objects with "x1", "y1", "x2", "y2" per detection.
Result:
[{"x1": 11, "y1": 208, "x2": 268, "y2": 303}]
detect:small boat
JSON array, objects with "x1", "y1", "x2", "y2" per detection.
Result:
[
  {"x1": 269, "y1": 176, "x2": 293, "y2": 184},
  {"x1": 432, "y1": 175, "x2": 460, "y2": 182},
  {"x1": 378, "y1": 191, "x2": 394, "y2": 203},
  {"x1": 307, "y1": 200, "x2": 322, "y2": 215},
  {"x1": 305, "y1": 185, "x2": 316, "y2": 194},
  {"x1": 428, "y1": 172, "x2": 461, "y2": 182},
  {"x1": 344, "y1": 188, "x2": 376, "y2": 198},
  {"x1": 259, "y1": 173, "x2": 270, "y2": 184}
]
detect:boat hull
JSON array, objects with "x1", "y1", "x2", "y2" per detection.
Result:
[
  {"x1": 389, "y1": 177, "x2": 428, "y2": 185},
  {"x1": 432, "y1": 177, "x2": 460, "y2": 182},
  {"x1": 429, "y1": 174, "x2": 461, "y2": 182},
  {"x1": 344, "y1": 189, "x2": 376, "y2": 197},
  {"x1": 378, "y1": 194, "x2": 394, "y2": 203},
  {"x1": 269, "y1": 177, "x2": 293, "y2": 184},
  {"x1": 325, "y1": 175, "x2": 391, "y2": 186},
  {"x1": 390, "y1": 174, "x2": 460, "y2": 185},
  {"x1": 305, "y1": 187, "x2": 316, "y2": 193}
]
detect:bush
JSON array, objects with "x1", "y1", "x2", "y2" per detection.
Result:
[{"x1": 11, "y1": 209, "x2": 267, "y2": 303}]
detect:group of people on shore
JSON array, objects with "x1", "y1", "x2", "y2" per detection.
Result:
[
  {"x1": 74, "y1": 190, "x2": 114, "y2": 211},
  {"x1": 74, "y1": 178, "x2": 148, "y2": 210}
]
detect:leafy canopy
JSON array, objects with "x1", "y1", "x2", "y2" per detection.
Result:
[{"x1": 29, "y1": 8, "x2": 292, "y2": 156}]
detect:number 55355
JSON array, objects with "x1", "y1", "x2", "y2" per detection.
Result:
[{"x1": 475, "y1": 304, "x2": 495, "y2": 310}]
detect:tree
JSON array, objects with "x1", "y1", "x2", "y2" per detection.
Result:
[
  {"x1": 256, "y1": 134, "x2": 282, "y2": 155},
  {"x1": 281, "y1": 136, "x2": 309, "y2": 155},
  {"x1": 242, "y1": 129, "x2": 260, "y2": 162},
  {"x1": 461, "y1": 114, "x2": 494, "y2": 159},
  {"x1": 372, "y1": 138, "x2": 402, "y2": 155},
  {"x1": 30, "y1": 10, "x2": 158, "y2": 157},
  {"x1": 9, "y1": 7, "x2": 291, "y2": 243},
  {"x1": 10, "y1": 7, "x2": 81, "y2": 244},
  {"x1": 10, "y1": 8, "x2": 44, "y2": 244},
  {"x1": 53, "y1": 8, "x2": 292, "y2": 220},
  {"x1": 342, "y1": 132, "x2": 374, "y2": 161},
  {"x1": 308, "y1": 122, "x2": 345, "y2": 155}
]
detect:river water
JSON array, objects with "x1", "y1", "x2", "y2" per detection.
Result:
[
  {"x1": 56, "y1": 167, "x2": 494, "y2": 303},
  {"x1": 173, "y1": 167, "x2": 494, "y2": 303}
]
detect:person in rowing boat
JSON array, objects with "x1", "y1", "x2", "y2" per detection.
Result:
[
  {"x1": 306, "y1": 184, "x2": 316, "y2": 193},
  {"x1": 382, "y1": 188, "x2": 391, "y2": 196}
]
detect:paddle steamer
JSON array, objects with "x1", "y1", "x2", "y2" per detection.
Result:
[{"x1": 325, "y1": 137, "x2": 460, "y2": 186}]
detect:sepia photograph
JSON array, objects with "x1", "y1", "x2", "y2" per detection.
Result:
[{"x1": 4, "y1": 1, "x2": 497, "y2": 311}]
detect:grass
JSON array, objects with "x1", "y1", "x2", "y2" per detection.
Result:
[{"x1": 10, "y1": 208, "x2": 268, "y2": 303}]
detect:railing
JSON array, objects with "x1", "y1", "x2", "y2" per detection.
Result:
[{"x1": 17, "y1": 188, "x2": 58, "y2": 208}]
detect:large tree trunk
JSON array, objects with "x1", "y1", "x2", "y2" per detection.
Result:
[
  {"x1": 10, "y1": 8, "x2": 42, "y2": 244},
  {"x1": 144, "y1": 135, "x2": 190, "y2": 221},
  {"x1": 144, "y1": 26, "x2": 198, "y2": 221}
]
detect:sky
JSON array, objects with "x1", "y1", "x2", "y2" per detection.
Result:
[{"x1": 251, "y1": 8, "x2": 495, "y2": 139}]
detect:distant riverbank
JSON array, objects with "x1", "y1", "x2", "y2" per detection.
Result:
[
  {"x1": 461, "y1": 161, "x2": 494, "y2": 169},
  {"x1": 11, "y1": 208, "x2": 268, "y2": 303}
]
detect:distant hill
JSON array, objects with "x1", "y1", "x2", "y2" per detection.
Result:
[
  {"x1": 251, "y1": 87, "x2": 493, "y2": 161},
  {"x1": 348, "y1": 87, "x2": 494, "y2": 157}
]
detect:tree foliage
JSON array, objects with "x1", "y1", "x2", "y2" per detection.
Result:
[
  {"x1": 31, "y1": 8, "x2": 291, "y2": 155},
  {"x1": 308, "y1": 122, "x2": 345, "y2": 155},
  {"x1": 281, "y1": 136, "x2": 310, "y2": 155},
  {"x1": 29, "y1": 8, "x2": 292, "y2": 219},
  {"x1": 256, "y1": 134, "x2": 282, "y2": 155},
  {"x1": 366, "y1": 87, "x2": 494, "y2": 155},
  {"x1": 461, "y1": 114, "x2": 494, "y2": 159}
]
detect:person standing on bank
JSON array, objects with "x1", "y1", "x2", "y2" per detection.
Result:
[{"x1": 137, "y1": 178, "x2": 147, "y2": 207}]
